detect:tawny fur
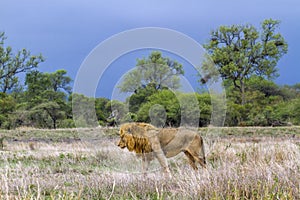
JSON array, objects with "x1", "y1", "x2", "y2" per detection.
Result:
[{"x1": 117, "y1": 122, "x2": 206, "y2": 173}]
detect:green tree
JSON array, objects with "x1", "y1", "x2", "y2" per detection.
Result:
[
  {"x1": 292, "y1": 83, "x2": 300, "y2": 93},
  {"x1": 70, "y1": 93, "x2": 98, "y2": 127},
  {"x1": 25, "y1": 70, "x2": 71, "y2": 102},
  {"x1": 136, "y1": 90, "x2": 212, "y2": 127},
  {"x1": 224, "y1": 78, "x2": 286, "y2": 126},
  {"x1": 0, "y1": 92, "x2": 16, "y2": 129},
  {"x1": 0, "y1": 32, "x2": 44, "y2": 93},
  {"x1": 137, "y1": 89, "x2": 180, "y2": 126},
  {"x1": 21, "y1": 70, "x2": 71, "y2": 128},
  {"x1": 25, "y1": 71, "x2": 52, "y2": 106},
  {"x1": 118, "y1": 51, "x2": 184, "y2": 93},
  {"x1": 31, "y1": 102, "x2": 65, "y2": 129},
  {"x1": 275, "y1": 98, "x2": 300, "y2": 125},
  {"x1": 127, "y1": 83, "x2": 157, "y2": 113},
  {"x1": 195, "y1": 93, "x2": 212, "y2": 127},
  {"x1": 177, "y1": 93, "x2": 202, "y2": 127},
  {"x1": 95, "y1": 97, "x2": 111, "y2": 125},
  {"x1": 48, "y1": 69, "x2": 72, "y2": 93},
  {"x1": 106, "y1": 100, "x2": 127, "y2": 126},
  {"x1": 202, "y1": 19, "x2": 288, "y2": 105}
]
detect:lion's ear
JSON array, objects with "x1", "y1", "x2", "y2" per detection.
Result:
[{"x1": 125, "y1": 134, "x2": 135, "y2": 151}]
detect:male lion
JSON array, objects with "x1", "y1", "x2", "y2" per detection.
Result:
[{"x1": 117, "y1": 122, "x2": 206, "y2": 175}]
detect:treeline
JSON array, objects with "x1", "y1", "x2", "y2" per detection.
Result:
[
  {"x1": 1, "y1": 18, "x2": 300, "y2": 129},
  {"x1": 1, "y1": 74, "x2": 299, "y2": 129},
  {"x1": 224, "y1": 78, "x2": 300, "y2": 126},
  {"x1": 104, "y1": 79, "x2": 300, "y2": 127}
]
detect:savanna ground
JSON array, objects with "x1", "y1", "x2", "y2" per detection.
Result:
[{"x1": 0, "y1": 126, "x2": 299, "y2": 199}]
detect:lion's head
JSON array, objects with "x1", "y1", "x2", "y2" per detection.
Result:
[{"x1": 117, "y1": 122, "x2": 155, "y2": 153}]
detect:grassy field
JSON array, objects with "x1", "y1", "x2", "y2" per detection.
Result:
[{"x1": 0, "y1": 126, "x2": 299, "y2": 199}]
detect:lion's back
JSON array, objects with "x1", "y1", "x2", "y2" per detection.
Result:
[
  {"x1": 120, "y1": 122, "x2": 156, "y2": 137},
  {"x1": 161, "y1": 129, "x2": 200, "y2": 152}
]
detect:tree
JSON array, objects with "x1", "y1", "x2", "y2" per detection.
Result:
[
  {"x1": 127, "y1": 83, "x2": 157, "y2": 113},
  {"x1": 25, "y1": 70, "x2": 71, "y2": 103},
  {"x1": 118, "y1": 51, "x2": 184, "y2": 93},
  {"x1": 21, "y1": 70, "x2": 72, "y2": 128},
  {"x1": 137, "y1": 89, "x2": 180, "y2": 126},
  {"x1": 0, "y1": 32, "x2": 44, "y2": 93},
  {"x1": 293, "y1": 83, "x2": 300, "y2": 92},
  {"x1": 70, "y1": 94, "x2": 98, "y2": 127},
  {"x1": 106, "y1": 100, "x2": 127, "y2": 126},
  {"x1": 246, "y1": 76, "x2": 297, "y2": 100},
  {"x1": 48, "y1": 69, "x2": 72, "y2": 93},
  {"x1": 136, "y1": 90, "x2": 212, "y2": 127},
  {"x1": 95, "y1": 97, "x2": 111, "y2": 125},
  {"x1": 195, "y1": 93, "x2": 212, "y2": 127},
  {"x1": 0, "y1": 92, "x2": 16, "y2": 128},
  {"x1": 202, "y1": 19, "x2": 288, "y2": 105},
  {"x1": 31, "y1": 102, "x2": 65, "y2": 129}
]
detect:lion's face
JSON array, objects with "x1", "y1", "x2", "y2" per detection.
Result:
[
  {"x1": 117, "y1": 135, "x2": 126, "y2": 149},
  {"x1": 117, "y1": 128, "x2": 135, "y2": 151}
]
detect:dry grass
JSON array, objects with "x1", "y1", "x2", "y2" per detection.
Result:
[{"x1": 0, "y1": 128, "x2": 299, "y2": 199}]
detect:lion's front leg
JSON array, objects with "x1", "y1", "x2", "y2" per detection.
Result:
[
  {"x1": 142, "y1": 154, "x2": 150, "y2": 173},
  {"x1": 148, "y1": 131, "x2": 171, "y2": 177},
  {"x1": 155, "y1": 150, "x2": 170, "y2": 175}
]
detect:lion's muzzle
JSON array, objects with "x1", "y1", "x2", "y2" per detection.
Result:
[{"x1": 117, "y1": 139, "x2": 126, "y2": 149}]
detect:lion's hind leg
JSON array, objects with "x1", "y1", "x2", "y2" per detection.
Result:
[
  {"x1": 183, "y1": 150, "x2": 198, "y2": 170},
  {"x1": 194, "y1": 154, "x2": 206, "y2": 169},
  {"x1": 187, "y1": 135, "x2": 206, "y2": 169},
  {"x1": 185, "y1": 149, "x2": 206, "y2": 169}
]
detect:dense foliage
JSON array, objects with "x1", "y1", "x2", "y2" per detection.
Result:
[
  {"x1": 202, "y1": 19, "x2": 288, "y2": 106},
  {"x1": 118, "y1": 51, "x2": 184, "y2": 93},
  {"x1": 0, "y1": 19, "x2": 299, "y2": 129},
  {"x1": 201, "y1": 19, "x2": 294, "y2": 126}
]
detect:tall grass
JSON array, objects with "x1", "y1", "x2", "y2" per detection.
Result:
[{"x1": 0, "y1": 128, "x2": 299, "y2": 199}]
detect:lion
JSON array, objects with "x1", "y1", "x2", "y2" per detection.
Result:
[{"x1": 117, "y1": 122, "x2": 206, "y2": 175}]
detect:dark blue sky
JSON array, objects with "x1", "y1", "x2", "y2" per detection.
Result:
[{"x1": 1, "y1": 0, "x2": 299, "y2": 99}]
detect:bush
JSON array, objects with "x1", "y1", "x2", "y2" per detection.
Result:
[{"x1": 57, "y1": 119, "x2": 75, "y2": 128}]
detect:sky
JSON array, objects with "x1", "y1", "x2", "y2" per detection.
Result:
[{"x1": 0, "y1": 0, "x2": 299, "y2": 99}]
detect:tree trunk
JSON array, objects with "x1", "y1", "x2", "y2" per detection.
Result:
[
  {"x1": 53, "y1": 118, "x2": 56, "y2": 129},
  {"x1": 240, "y1": 79, "x2": 245, "y2": 105}
]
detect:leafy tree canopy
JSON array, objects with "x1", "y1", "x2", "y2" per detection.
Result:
[
  {"x1": 0, "y1": 32, "x2": 44, "y2": 93},
  {"x1": 202, "y1": 19, "x2": 288, "y2": 105},
  {"x1": 118, "y1": 51, "x2": 184, "y2": 93},
  {"x1": 22, "y1": 70, "x2": 72, "y2": 128}
]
